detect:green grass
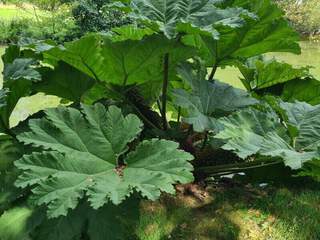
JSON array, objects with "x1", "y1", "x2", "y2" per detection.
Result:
[
  {"x1": 0, "y1": 8, "x2": 32, "y2": 20},
  {"x1": 0, "y1": 5, "x2": 45, "y2": 21},
  {"x1": 137, "y1": 183, "x2": 320, "y2": 240}
]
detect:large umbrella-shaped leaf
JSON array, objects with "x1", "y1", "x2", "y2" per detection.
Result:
[
  {"x1": 236, "y1": 57, "x2": 320, "y2": 105},
  {"x1": 33, "y1": 63, "x2": 95, "y2": 102},
  {"x1": 172, "y1": 63, "x2": 258, "y2": 132},
  {"x1": 0, "y1": 137, "x2": 23, "y2": 211},
  {"x1": 3, "y1": 59, "x2": 41, "y2": 83},
  {"x1": 183, "y1": 0, "x2": 300, "y2": 66},
  {"x1": 237, "y1": 58, "x2": 311, "y2": 90},
  {"x1": 32, "y1": 199, "x2": 140, "y2": 240},
  {"x1": 279, "y1": 101, "x2": 320, "y2": 151},
  {"x1": 216, "y1": 103, "x2": 320, "y2": 170},
  {"x1": 114, "y1": 0, "x2": 251, "y2": 39},
  {"x1": 218, "y1": 0, "x2": 300, "y2": 59},
  {"x1": 45, "y1": 33, "x2": 194, "y2": 87},
  {"x1": 282, "y1": 78, "x2": 320, "y2": 105},
  {"x1": 44, "y1": 34, "x2": 106, "y2": 81},
  {"x1": 15, "y1": 104, "x2": 194, "y2": 218},
  {"x1": 0, "y1": 55, "x2": 42, "y2": 130},
  {"x1": 0, "y1": 44, "x2": 51, "y2": 126}
]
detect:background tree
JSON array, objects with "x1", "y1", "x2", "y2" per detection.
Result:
[
  {"x1": 276, "y1": 0, "x2": 320, "y2": 36},
  {"x1": 72, "y1": 0, "x2": 132, "y2": 33}
]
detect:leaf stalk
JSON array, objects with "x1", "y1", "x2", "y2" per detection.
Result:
[{"x1": 162, "y1": 53, "x2": 170, "y2": 130}]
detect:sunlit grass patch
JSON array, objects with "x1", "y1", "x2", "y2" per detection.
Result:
[
  {"x1": 0, "y1": 4, "x2": 47, "y2": 21},
  {"x1": 138, "y1": 183, "x2": 320, "y2": 240}
]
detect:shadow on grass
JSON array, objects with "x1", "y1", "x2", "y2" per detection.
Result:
[{"x1": 137, "y1": 180, "x2": 320, "y2": 240}]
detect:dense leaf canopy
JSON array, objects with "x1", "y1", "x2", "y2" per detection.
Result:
[{"x1": 0, "y1": 0, "x2": 318, "y2": 238}]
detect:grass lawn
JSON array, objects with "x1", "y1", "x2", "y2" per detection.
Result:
[
  {"x1": 0, "y1": 8, "x2": 33, "y2": 20},
  {"x1": 137, "y1": 182, "x2": 320, "y2": 240},
  {"x1": 0, "y1": 4, "x2": 46, "y2": 21}
]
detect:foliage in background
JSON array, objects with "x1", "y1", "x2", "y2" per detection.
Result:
[
  {"x1": 276, "y1": 0, "x2": 320, "y2": 37},
  {"x1": 72, "y1": 0, "x2": 131, "y2": 34},
  {"x1": 0, "y1": 1, "x2": 79, "y2": 44},
  {"x1": 0, "y1": 0, "x2": 131, "y2": 43}
]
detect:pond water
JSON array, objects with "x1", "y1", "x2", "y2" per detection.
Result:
[
  {"x1": 215, "y1": 41, "x2": 320, "y2": 88},
  {"x1": 0, "y1": 41, "x2": 320, "y2": 125}
]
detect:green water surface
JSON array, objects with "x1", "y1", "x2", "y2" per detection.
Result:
[
  {"x1": 215, "y1": 41, "x2": 320, "y2": 88},
  {"x1": 0, "y1": 41, "x2": 320, "y2": 125}
]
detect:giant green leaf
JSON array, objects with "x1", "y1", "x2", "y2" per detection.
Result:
[
  {"x1": 282, "y1": 78, "x2": 320, "y2": 105},
  {"x1": 172, "y1": 63, "x2": 258, "y2": 132},
  {"x1": 218, "y1": 0, "x2": 300, "y2": 59},
  {"x1": 0, "y1": 201, "x2": 137, "y2": 240},
  {"x1": 44, "y1": 34, "x2": 106, "y2": 81},
  {"x1": 1, "y1": 45, "x2": 20, "y2": 64},
  {"x1": 3, "y1": 59, "x2": 41, "y2": 83},
  {"x1": 15, "y1": 104, "x2": 194, "y2": 218},
  {"x1": 301, "y1": 160, "x2": 320, "y2": 182},
  {"x1": 100, "y1": 35, "x2": 189, "y2": 85},
  {"x1": 0, "y1": 90, "x2": 8, "y2": 131},
  {"x1": 0, "y1": 57, "x2": 42, "y2": 129},
  {"x1": 33, "y1": 199, "x2": 140, "y2": 240},
  {"x1": 184, "y1": 0, "x2": 300, "y2": 66},
  {"x1": 279, "y1": 101, "x2": 320, "y2": 151},
  {"x1": 236, "y1": 58, "x2": 320, "y2": 105},
  {"x1": 216, "y1": 104, "x2": 320, "y2": 170},
  {"x1": 45, "y1": 33, "x2": 194, "y2": 87},
  {"x1": 237, "y1": 58, "x2": 311, "y2": 90},
  {"x1": 33, "y1": 204, "x2": 86, "y2": 240},
  {"x1": 115, "y1": 0, "x2": 251, "y2": 39},
  {"x1": 33, "y1": 63, "x2": 95, "y2": 102},
  {"x1": 110, "y1": 25, "x2": 155, "y2": 41},
  {"x1": 0, "y1": 137, "x2": 23, "y2": 211}
]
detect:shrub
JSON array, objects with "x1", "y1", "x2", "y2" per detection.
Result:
[
  {"x1": 72, "y1": 0, "x2": 132, "y2": 33},
  {"x1": 0, "y1": 18, "x2": 31, "y2": 44},
  {"x1": 0, "y1": 5, "x2": 79, "y2": 44},
  {"x1": 276, "y1": 0, "x2": 320, "y2": 36},
  {"x1": 25, "y1": 7, "x2": 80, "y2": 42}
]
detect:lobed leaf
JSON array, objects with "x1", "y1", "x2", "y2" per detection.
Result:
[
  {"x1": 282, "y1": 78, "x2": 320, "y2": 105},
  {"x1": 118, "y1": 0, "x2": 251, "y2": 39},
  {"x1": 172, "y1": 63, "x2": 258, "y2": 132},
  {"x1": 45, "y1": 33, "x2": 194, "y2": 88},
  {"x1": 216, "y1": 103, "x2": 320, "y2": 170},
  {"x1": 33, "y1": 200, "x2": 140, "y2": 240},
  {"x1": 237, "y1": 58, "x2": 311, "y2": 90},
  {"x1": 0, "y1": 137, "x2": 23, "y2": 211},
  {"x1": 183, "y1": 0, "x2": 300, "y2": 66},
  {"x1": 15, "y1": 104, "x2": 194, "y2": 218}
]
